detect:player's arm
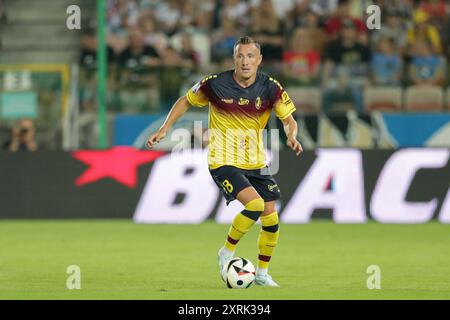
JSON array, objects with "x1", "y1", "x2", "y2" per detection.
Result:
[
  {"x1": 272, "y1": 82, "x2": 303, "y2": 156},
  {"x1": 146, "y1": 78, "x2": 210, "y2": 148},
  {"x1": 281, "y1": 115, "x2": 303, "y2": 156},
  {"x1": 146, "y1": 96, "x2": 191, "y2": 149}
]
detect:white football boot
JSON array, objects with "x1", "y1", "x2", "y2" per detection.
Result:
[
  {"x1": 255, "y1": 273, "x2": 280, "y2": 287},
  {"x1": 217, "y1": 247, "x2": 234, "y2": 278}
]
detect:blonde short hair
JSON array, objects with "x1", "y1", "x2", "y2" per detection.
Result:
[{"x1": 233, "y1": 36, "x2": 261, "y2": 52}]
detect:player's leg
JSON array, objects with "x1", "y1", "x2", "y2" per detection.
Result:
[
  {"x1": 218, "y1": 186, "x2": 264, "y2": 274},
  {"x1": 223, "y1": 186, "x2": 264, "y2": 252},
  {"x1": 245, "y1": 169, "x2": 281, "y2": 287},
  {"x1": 255, "y1": 200, "x2": 280, "y2": 287},
  {"x1": 210, "y1": 166, "x2": 265, "y2": 275}
]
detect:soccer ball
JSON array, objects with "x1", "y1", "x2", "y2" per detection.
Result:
[{"x1": 221, "y1": 257, "x2": 256, "y2": 289}]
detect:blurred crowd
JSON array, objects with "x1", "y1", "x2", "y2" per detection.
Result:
[{"x1": 79, "y1": 0, "x2": 450, "y2": 114}]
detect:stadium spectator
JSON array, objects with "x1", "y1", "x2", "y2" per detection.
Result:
[
  {"x1": 282, "y1": 28, "x2": 321, "y2": 86},
  {"x1": 116, "y1": 27, "x2": 161, "y2": 112},
  {"x1": 179, "y1": 33, "x2": 201, "y2": 71},
  {"x1": 154, "y1": 0, "x2": 182, "y2": 36},
  {"x1": 408, "y1": 39, "x2": 445, "y2": 86},
  {"x1": 176, "y1": 31, "x2": 212, "y2": 70},
  {"x1": 107, "y1": 0, "x2": 139, "y2": 35},
  {"x1": 347, "y1": 0, "x2": 373, "y2": 19},
  {"x1": 211, "y1": 19, "x2": 240, "y2": 63},
  {"x1": 324, "y1": 0, "x2": 367, "y2": 44},
  {"x1": 138, "y1": 11, "x2": 169, "y2": 56},
  {"x1": 218, "y1": 0, "x2": 249, "y2": 30},
  {"x1": 301, "y1": 10, "x2": 327, "y2": 54},
  {"x1": 79, "y1": 26, "x2": 116, "y2": 111},
  {"x1": 371, "y1": 8, "x2": 408, "y2": 55},
  {"x1": 158, "y1": 45, "x2": 195, "y2": 110},
  {"x1": 178, "y1": 0, "x2": 197, "y2": 29},
  {"x1": 370, "y1": 37, "x2": 403, "y2": 86},
  {"x1": 161, "y1": 44, "x2": 194, "y2": 68},
  {"x1": 286, "y1": 0, "x2": 311, "y2": 31},
  {"x1": 407, "y1": 9, "x2": 443, "y2": 54},
  {"x1": 75, "y1": 22, "x2": 117, "y2": 147},
  {"x1": 418, "y1": 0, "x2": 447, "y2": 25},
  {"x1": 3, "y1": 119, "x2": 38, "y2": 152},
  {"x1": 106, "y1": 0, "x2": 140, "y2": 53},
  {"x1": 321, "y1": 19, "x2": 371, "y2": 113},
  {"x1": 249, "y1": 0, "x2": 295, "y2": 20},
  {"x1": 377, "y1": 0, "x2": 414, "y2": 20},
  {"x1": 80, "y1": 28, "x2": 116, "y2": 71},
  {"x1": 138, "y1": 0, "x2": 159, "y2": 11},
  {"x1": 249, "y1": 0, "x2": 285, "y2": 66},
  {"x1": 309, "y1": 0, "x2": 339, "y2": 16},
  {"x1": 117, "y1": 27, "x2": 160, "y2": 73},
  {"x1": 193, "y1": 0, "x2": 215, "y2": 31},
  {"x1": 91, "y1": 0, "x2": 450, "y2": 119}
]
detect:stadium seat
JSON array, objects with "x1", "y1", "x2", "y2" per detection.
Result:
[
  {"x1": 286, "y1": 87, "x2": 321, "y2": 114},
  {"x1": 404, "y1": 85, "x2": 444, "y2": 111},
  {"x1": 363, "y1": 86, "x2": 403, "y2": 112}
]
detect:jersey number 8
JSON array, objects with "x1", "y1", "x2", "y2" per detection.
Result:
[{"x1": 222, "y1": 180, "x2": 233, "y2": 193}]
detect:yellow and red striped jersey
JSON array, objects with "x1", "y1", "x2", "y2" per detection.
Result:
[{"x1": 186, "y1": 70, "x2": 296, "y2": 170}]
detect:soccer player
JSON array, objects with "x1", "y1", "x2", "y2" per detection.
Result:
[{"x1": 147, "y1": 36, "x2": 302, "y2": 287}]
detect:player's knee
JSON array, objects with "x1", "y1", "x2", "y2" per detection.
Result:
[
  {"x1": 262, "y1": 212, "x2": 279, "y2": 233},
  {"x1": 245, "y1": 197, "x2": 265, "y2": 212},
  {"x1": 241, "y1": 198, "x2": 264, "y2": 221}
]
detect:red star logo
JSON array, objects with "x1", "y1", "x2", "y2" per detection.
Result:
[{"x1": 73, "y1": 146, "x2": 165, "y2": 188}]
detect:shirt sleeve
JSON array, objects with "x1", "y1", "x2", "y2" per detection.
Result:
[
  {"x1": 274, "y1": 90, "x2": 296, "y2": 120},
  {"x1": 185, "y1": 79, "x2": 210, "y2": 108}
]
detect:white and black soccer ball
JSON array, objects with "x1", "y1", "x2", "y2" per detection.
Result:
[{"x1": 221, "y1": 257, "x2": 256, "y2": 289}]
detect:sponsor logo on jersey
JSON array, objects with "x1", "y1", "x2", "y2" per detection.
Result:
[
  {"x1": 255, "y1": 97, "x2": 262, "y2": 109},
  {"x1": 238, "y1": 98, "x2": 250, "y2": 106},
  {"x1": 221, "y1": 98, "x2": 234, "y2": 104}
]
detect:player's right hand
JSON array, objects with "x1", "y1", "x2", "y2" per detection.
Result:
[
  {"x1": 287, "y1": 137, "x2": 303, "y2": 156},
  {"x1": 146, "y1": 130, "x2": 166, "y2": 149}
]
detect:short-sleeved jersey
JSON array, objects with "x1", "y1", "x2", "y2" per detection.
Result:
[{"x1": 186, "y1": 70, "x2": 296, "y2": 170}]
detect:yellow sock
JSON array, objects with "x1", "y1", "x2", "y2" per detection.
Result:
[
  {"x1": 257, "y1": 212, "x2": 279, "y2": 270},
  {"x1": 224, "y1": 198, "x2": 264, "y2": 252}
]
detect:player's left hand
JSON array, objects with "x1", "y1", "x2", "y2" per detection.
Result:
[
  {"x1": 287, "y1": 138, "x2": 303, "y2": 156},
  {"x1": 146, "y1": 130, "x2": 167, "y2": 149}
]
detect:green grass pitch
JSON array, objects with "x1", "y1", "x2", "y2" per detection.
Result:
[{"x1": 0, "y1": 220, "x2": 449, "y2": 300}]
